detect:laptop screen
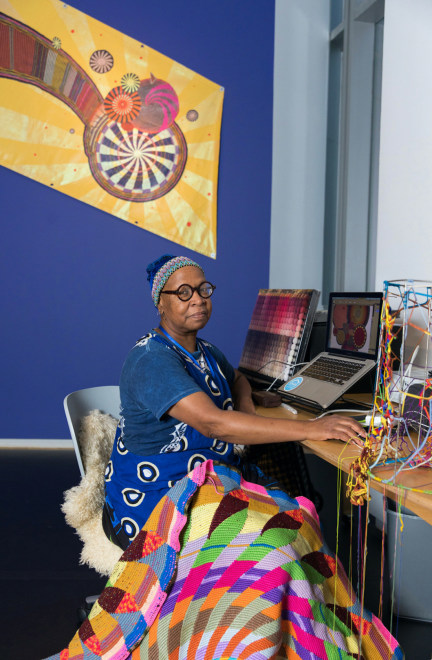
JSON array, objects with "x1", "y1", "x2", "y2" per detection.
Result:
[{"x1": 326, "y1": 292, "x2": 383, "y2": 360}]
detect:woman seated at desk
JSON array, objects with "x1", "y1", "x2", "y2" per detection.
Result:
[
  {"x1": 50, "y1": 254, "x2": 402, "y2": 660},
  {"x1": 103, "y1": 254, "x2": 366, "y2": 547}
]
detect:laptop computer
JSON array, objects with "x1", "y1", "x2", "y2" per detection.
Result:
[{"x1": 277, "y1": 291, "x2": 383, "y2": 410}]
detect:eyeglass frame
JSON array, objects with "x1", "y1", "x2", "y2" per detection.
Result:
[{"x1": 159, "y1": 281, "x2": 216, "y2": 302}]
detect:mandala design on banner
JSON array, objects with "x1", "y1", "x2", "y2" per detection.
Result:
[
  {"x1": 121, "y1": 72, "x2": 140, "y2": 93},
  {"x1": 86, "y1": 117, "x2": 187, "y2": 202},
  {"x1": 0, "y1": 2, "x2": 224, "y2": 257},
  {"x1": 89, "y1": 49, "x2": 114, "y2": 73},
  {"x1": 104, "y1": 87, "x2": 142, "y2": 124}
]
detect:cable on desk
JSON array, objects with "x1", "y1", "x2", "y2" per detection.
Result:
[{"x1": 314, "y1": 408, "x2": 371, "y2": 420}]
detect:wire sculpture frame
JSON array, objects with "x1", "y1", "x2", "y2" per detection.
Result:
[{"x1": 347, "y1": 280, "x2": 432, "y2": 505}]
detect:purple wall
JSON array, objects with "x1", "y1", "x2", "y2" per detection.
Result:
[{"x1": 0, "y1": 0, "x2": 275, "y2": 438}]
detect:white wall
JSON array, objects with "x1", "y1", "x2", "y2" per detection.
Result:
[
  {"x1": 271, "y1": 0, "x2": 432, "y2": 297},
  {"x1": 375, "y1": 0, "x2": 432, "y2": 287},
  {"x1": 270, "y1": 0, "x2": 330, "y2": 293}
]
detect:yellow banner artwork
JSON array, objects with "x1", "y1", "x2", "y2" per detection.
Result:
[{"x1": 0, "y1": 0, "x2": 223, "y2": 257}]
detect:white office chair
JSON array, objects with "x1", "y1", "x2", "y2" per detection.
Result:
[
  {"x1": 62, "y1": 386, "x2": 123, "y2": 578},
  {"x1": 64, "y1": 385, "x2": 121, "y2": 477}
]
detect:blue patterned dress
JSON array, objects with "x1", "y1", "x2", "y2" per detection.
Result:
[{"x1": 104, "y1": 330, "x2": 240, "y2": 546}]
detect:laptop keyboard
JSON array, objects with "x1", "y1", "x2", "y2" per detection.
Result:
[{"x1": 301, "y1": 356, "x2": 364, "y2": 385}]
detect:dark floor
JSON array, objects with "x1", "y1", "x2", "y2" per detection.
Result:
[
  {"x1": 1, "y1": 448, "x2": 431, "y2": 659},
  {"x1": 1, "y1": 450, "x2": 106, "y2": 660}
]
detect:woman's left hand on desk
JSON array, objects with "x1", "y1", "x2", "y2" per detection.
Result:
[{"x1": 306, "y1": 415, "x2": 366, "y2": 447}]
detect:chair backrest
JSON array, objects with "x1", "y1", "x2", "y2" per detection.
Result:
[{"x1": 64, "y1": 386, "x2": 121, "y2": 477}]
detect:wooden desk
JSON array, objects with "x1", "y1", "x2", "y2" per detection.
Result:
[{"x1": 256, "y1": 403, "x2": 432, "y2": 526}]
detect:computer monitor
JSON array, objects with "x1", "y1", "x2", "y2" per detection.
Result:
[{"x1": 238, "y1": 288, "x2": 320, "y2": 388}]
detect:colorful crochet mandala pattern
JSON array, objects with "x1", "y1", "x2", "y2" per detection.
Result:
[{"x1": 44, "y1": 460, "x2": 402, "y2": 660}]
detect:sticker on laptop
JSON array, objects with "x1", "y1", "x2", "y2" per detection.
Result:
[{"x1": 283, "y1": 377, "x2": 303, "y2": 392}]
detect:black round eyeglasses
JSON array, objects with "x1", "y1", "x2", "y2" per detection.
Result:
[{"x1": 160, "y1": 281, "x2": 216, "y2": 302}]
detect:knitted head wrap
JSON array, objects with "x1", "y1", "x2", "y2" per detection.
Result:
[{"x1": 146, "y1": 254, "x2": 205, "y2": 306}]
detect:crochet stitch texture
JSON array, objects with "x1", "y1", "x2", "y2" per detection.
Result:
[{"x1": 150, "y1": 256, "x2": 203, "y2": 305}]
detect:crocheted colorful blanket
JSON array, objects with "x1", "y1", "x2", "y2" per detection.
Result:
[{"x1": 45, "y1": 460, "x2": 402, "y2": 660}]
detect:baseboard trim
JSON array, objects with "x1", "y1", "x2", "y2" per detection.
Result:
[{"x1": 0, "y1": 439, "x2": 73, "y2": 449}]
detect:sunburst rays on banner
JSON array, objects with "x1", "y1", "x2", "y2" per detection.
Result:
[{"x1": 0, "y1": 0, "x2": 223, "y2": 257}]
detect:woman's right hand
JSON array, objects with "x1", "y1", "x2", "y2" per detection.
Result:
[
  {"x1": 168, "y1": 391, "x2": 366, "y2": 447},
  {"x1": 305, "y1": 415, "x2": 366, "y2": 447}
]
